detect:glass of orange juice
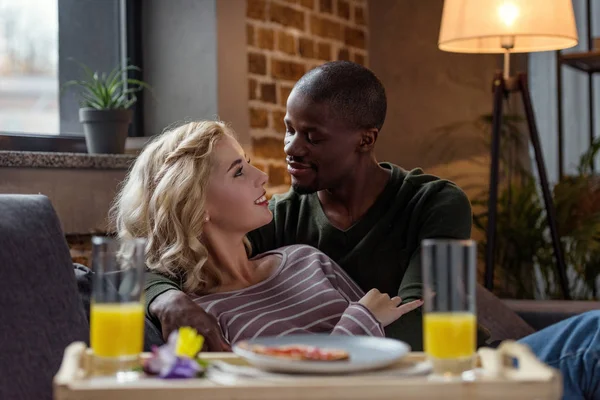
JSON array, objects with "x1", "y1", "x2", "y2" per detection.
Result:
[
  {"x1": 90, "y1": 236, "x2": 146, "y2": 379},
  {"x1": 422, "y1": 239, "x2": 477, "y2": 379}
]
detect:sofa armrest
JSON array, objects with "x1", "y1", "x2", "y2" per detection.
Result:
[{"x1": 504, "y1": 300, "x2": 600, "y2": 331}]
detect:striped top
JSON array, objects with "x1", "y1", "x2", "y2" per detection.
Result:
[{"x1": 191, "y1": 245, "x2": 384, "y2": 344}]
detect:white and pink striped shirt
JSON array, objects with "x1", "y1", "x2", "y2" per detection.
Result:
[{"x1": 191, "y1": 245, "x2": 384, "y2": 344}]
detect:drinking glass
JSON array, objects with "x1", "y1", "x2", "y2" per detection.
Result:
[
  {"x1": 422, "y1": 239, "x2": 477, "y2": 379},
  {"x1": 90, "y1": 236, "x2": 146, "y2": 379}
]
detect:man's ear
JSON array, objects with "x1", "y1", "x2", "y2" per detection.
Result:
[{"x1": 358, "y1": 129, "x2": 379, "y2": 152}]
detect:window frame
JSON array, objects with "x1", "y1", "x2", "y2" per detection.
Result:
[{"x1": 0, "y1": 0, "x2": 145, "y2": 152}]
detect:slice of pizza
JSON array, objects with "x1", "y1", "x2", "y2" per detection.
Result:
[{"x1": 240, "y1": 343, "x2": 350, "y2": 362}]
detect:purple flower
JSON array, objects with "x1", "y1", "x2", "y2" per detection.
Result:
[
  {"x1": 161, "y1": 357, "x2": 201, "y2": 379},
  {"x1": 144, "y1": 330, "x2": 204, "y2": 379}
]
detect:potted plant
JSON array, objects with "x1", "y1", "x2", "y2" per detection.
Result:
[
  {"x1": 64, "y1": 61, "x2": 150, "y2": 154},
  {"x1": 430, "y1": 113, "x2": 600, "y2": 300}
]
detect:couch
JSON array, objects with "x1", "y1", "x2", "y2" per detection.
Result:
[
  {"x1": 0, "y1": 195, "x2": 88, "y2": 400},
  {"x1": 0, "y1": 194, "x2": 162, "y2": 400},
  {"x1": 0, "y1": 194, "x2": 594, "y2": 399}
]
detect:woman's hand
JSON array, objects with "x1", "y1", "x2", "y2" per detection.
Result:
[{"x1": 358, "y1": 289, "x2": 423, "y2": 327}]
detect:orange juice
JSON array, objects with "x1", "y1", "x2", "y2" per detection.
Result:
[
  {"x1": 424, "y1": 312, "x2": 476, "y2": 358},
  {"x1": 90, "y1": 302, "x2": 144, "y2": 358},
  {"x1": 424, "y1": 312, "x2": 476, "y2": 376}
]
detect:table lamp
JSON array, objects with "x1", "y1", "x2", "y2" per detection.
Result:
[{"x1": 438, "y1": 0, "x2": 578, "y2": 298}]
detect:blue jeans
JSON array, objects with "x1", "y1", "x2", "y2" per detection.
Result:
[{"x1": 518, "y1": 310, "x2": 600, "y2": 400}]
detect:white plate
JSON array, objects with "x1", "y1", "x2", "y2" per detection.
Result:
[{"x1": 232, "y1": 334, "x2": 411, "y2": 374}]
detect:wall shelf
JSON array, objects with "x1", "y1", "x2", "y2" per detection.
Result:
[
  {"x1": 555, "y1": 0, "x2": 598, "y2": 177},
  {"x1": 560, "y1": 50, "x2": 600, "y2": 73}
]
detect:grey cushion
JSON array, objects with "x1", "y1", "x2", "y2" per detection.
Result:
[
  {"x1": 0, "y1": 195, "x2": 89, "y2": 400},
  {"x1": 476, "y1": 283, "x2": 536, "y2": 343},
  {"x1": 74, "y1": 263, "x2": 92, "y2": 327},
  {"x1": 505, "y1": 299, "x2": 600, "y2": 331}
]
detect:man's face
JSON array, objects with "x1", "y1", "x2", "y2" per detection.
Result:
[{"x1": 283, "y1": 90, "x2": 362, "y2": 194}]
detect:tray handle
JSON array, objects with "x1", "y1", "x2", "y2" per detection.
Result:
[
  {"x1": 478, "y1": 340, "x2": 557, "y2": 381},
  {"x1": 54, "y1": 341, "x2": 87, "y2": 386}
]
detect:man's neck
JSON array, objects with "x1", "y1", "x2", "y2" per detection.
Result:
[{"x1": 317, "y1": 160, "x2": 391, "y2": 230}]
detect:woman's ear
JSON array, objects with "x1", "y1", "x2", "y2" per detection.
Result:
[{"x1": 358, "y1": 129, "x2": 379, "y2": 152}]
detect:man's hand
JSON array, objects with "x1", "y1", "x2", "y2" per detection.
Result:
[{"x1": 149, "y1": 290, "x2": 231, "y2": 352}]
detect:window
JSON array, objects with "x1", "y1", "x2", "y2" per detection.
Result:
[
  {"x1": 0, "y1": 0, "x2": 143, "y2": 143},
  {"x1": 0, "y1": 0, "x2": 59, "y2": 135}
]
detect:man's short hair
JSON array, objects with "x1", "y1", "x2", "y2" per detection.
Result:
[{"x1": 293, "y1": 61, "x2": 387, "y2": 131}]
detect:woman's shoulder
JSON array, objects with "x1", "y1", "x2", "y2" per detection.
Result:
[
  {"x1": 273, "y1": 244, "x2": 329, "y2": 260},
  {"x1": 256, "y1": 244, "x2": 331, "y2": 268}
]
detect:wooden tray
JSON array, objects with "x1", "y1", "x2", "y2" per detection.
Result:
[{"x1": 54, "y1": 341, "x2": 562, "y2": 400}]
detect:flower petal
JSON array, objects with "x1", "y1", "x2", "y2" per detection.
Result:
[
  {"x1": 175, "y1": 327, "x2": 205, "y2": 358},
  {"x1": 160, "y1": 357, "x2": 202, "y2": 379}
]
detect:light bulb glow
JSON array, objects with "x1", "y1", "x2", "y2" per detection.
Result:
[{"x1": 498, "y1": 2, "x2": 519, "y2": 26}]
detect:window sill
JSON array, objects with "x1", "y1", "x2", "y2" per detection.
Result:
[{"x1": 0, "y1": 151, "x2": 135, "y2": 170}]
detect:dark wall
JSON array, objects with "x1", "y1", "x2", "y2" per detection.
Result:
[{"x1": 58, "y1": 0, "x2": 122, "y2": 134}]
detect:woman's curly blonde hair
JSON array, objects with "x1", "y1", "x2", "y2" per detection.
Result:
[{"x1": 111, "y1": 120, "x2": 250, "y2": 294}]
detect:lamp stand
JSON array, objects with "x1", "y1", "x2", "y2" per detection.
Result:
[{"x1": 484, "y1": 70, "x2": 571, "y2": 300}]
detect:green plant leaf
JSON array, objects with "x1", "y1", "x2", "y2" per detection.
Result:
[
  {"x1": 80, "y1": 92, "x2": 104, "y2": 109},
  {"x1": 62, "y1": 58, "x2": 152, "y2": 110}
]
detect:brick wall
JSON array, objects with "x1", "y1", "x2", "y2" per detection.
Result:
[
  {"x1": 246, "y1": 0, "x2": 369, "y2": 195},
  {"x1": 67, "y1": 234, "x2": 94, "y2": 267}
]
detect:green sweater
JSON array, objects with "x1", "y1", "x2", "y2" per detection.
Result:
[{"x1": 145, "y1": 163, "x2": 487, "y2": 350}]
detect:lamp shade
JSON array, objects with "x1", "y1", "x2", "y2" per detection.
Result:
[{"x1": 438, "y1": 0, "x2": 578, "y2": 53}]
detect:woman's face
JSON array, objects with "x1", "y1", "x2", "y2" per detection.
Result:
[{"x1": 204, "y1": 135, "x2": 272, "y2": 236}]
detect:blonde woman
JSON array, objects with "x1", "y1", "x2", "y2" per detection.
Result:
[{"x1": 113, "y1": 121, "x2": 422, "y2": 346}]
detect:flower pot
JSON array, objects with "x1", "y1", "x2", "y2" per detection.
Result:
[{"x1": 79, "y1": 108, "x2": 132, "y2": 154}]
